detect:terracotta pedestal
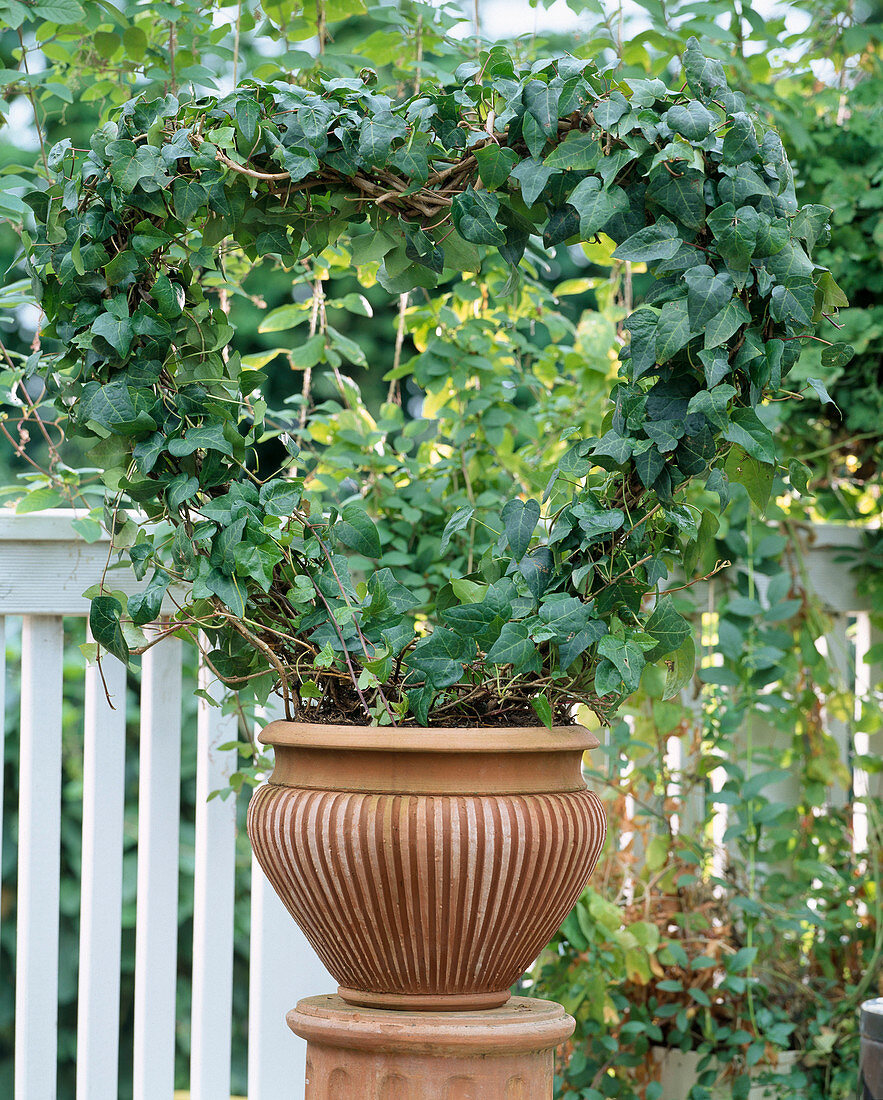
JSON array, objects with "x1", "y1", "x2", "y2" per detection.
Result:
[{"x1": 288, "y1": 995, "x2": 574, "y2": 1099}]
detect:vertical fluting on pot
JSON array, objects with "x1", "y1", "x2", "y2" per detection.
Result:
[{"x1": 246, "y1": 723, "x2": 607, "y2": 1011}]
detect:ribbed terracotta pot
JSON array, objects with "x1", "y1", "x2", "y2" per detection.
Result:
[{"x1": 247, "y1": 722, "x2": 607, "y2": 1011}]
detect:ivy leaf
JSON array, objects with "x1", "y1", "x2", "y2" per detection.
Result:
[
  {"x1": 665, "y1": 100, "x2": 717, "y2": 140},
  {"x1": 806, "y1": 377, "x2": 835, "y2": 406},
  {"x1": 519, "y1": 546, "x2": 554, "y2": 600},
  {"x1": 442, "y1": 602, "x2": 502, "y2": 648},
  {"x1": 725, "y1": 445, "x2": 773, "y2": 510},
  {"x1": 390, "y1": 134, "x2": 432, "y2": 185},
  {"x1": 722, "y1": 113, "x2": 760, "y2": 165},
  {"x1": 770, "y1": 280, "x2": 814, "y2": 326},
  {"x1": 539, "y1": 597, "x2": 592, "y2": 637},
  {"x1": 791, "y1": 204, "x2": 831, "y2": 253},
  {"x1": 820, "y1": 342, "x2": 855, "y2": 369},
  {"x1": 704, "y1": 298, "x2": 751, "y2": 349},
  {"x1": 409, "y1": 628, "x2": 474, "y2": 689},
  {"x1": 655, "y1": 298, "x2": 692, "y2": 363},
  {"x1": 510, "y1": 158, "x2": 554, "y2": 206},
  {"x1": 635, "y1": 443, "x2": 665, "y2": 487},
  {"x1": 664, "y1": 635, "x2": 696, "y2": 698},
  {"x1": 452, "y1": 187, "x2": 506, "y2": 246},
  {"x1": 613, "y1": 216, "x2": 681, "y2": 262},
  {"x1": 644, "y1": 601, "x2": 691, "y2": 661},
  {"x1": 524, "y1": 79, "x2": 560, "y2": 136},
  {"x1": 531, "y1": 695, "x2": 554, "y2": 730},
  {"x1": 108, "y1": 142, "x2": 166, "y2": 192},
  {"x1": 474, "y1": 144, "x2": 519, "y2": 190},
  {"x1": 173, "y1": 177, "x2": 207, "y2": 221},
  {"x1": 684, "y1": 265, "x2": 734, "y2": 330},
  {"x1": 543, "y1": 132, "x2": 599, "y2": 170},
  {"x1": 705, "y1": 467, "x2": 730, "y2": 509},
  {"x1": 128, "y1": 569, "x2": 170, "y2": 626},
  {"x1": 91, "y1": 311, "x2": 135, "y2": 357},
  {"x1": 151, "y1": 273, "x2": 185, "y2": 319},
  {"x1": 568, "y1": 177, "x2": 627, "y2": 238},
  {"x1": 723, "y1": 407, "x2": 775, "y2": 464},
  {"x1": 235, "y1": 96, "x2": 261, "y2": 144},
  {"x1": 169, "y1": 423, "x2": 234, "y2": 457},
  {"x1": 647, "y1": 168, "x2": 706, "y2": 230},
  {"x1": 334, "y1": 502, "x2": 382, "y2": 558},
  {"x1": 90, "y1": 595, "x2": 129, "y2": 663},
  {"x1": 204, "y1": 568, "x2": 246, "y2": 617},
  {"x1": 682, "y1": 37, "x2": 727, "y2": 101},
  {"x1": 592, "y1": 429, "x2": 634, "y2": 465},
  {"x1": 485, "y1": 622, "x2": 538, "y2": 671},
  {"x1": 440, "y1": 505, "x2": 474, "y2": 553},
  {"x1": 597, "y1": 635, "x2": 645, "y2": 693},
  {"x1": 259, "y1": 479, "x2": 301, "y2": 516},
  {"x1": 623, "y1": 307, "x2": 659, "y2": 380},
  {"x1": 501, "y1": 497, "x2": 540, "y2": 559},
  {"x1": 358, "y1": 110, "x2": 407, "y2": 166}
]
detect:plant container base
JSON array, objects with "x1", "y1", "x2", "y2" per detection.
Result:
[{"x1": 288, "y1": 994, "x2": 574, "y2": 1099}]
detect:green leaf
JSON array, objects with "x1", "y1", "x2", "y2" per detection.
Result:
[
  {"x1": 90, "y1": 595, "x2": 129, "y2": 663},
  {"x1": 725, "y1": 444, "x2": 774, "y2": 510},
  {"x1": 409, "y1": 627, "x2": 474, "y2": 689},
  {"x1": 151, "y1": 274, "x2": 185, "y2": 319},
  {"x1": 524, "y1": 79, "x2": 560, "y2": 136},
  {"x1": 544, "y1": 132, "x2": 599, "y2": 171},
  {"x1": 440, "y1": 505, "x2": 474, "y2": 554},
  {"x1": 568, "y1": 178, "x2": 627, "y2": 238},
  {"x1": 474, "y1": 144, "x2": 519, "y2": 190},
  {"x1": 531, "y1": 695, "x2": 554, "y2": 730},
  {"x1": 390, "y1": 134, "x2": 432, "y2": 185},
  {"x1": 665, "y1": 100, "x2": 717, "y2": 140},
  {"x1": 704, "y1": 298, "x2": 751, "y2": 349},
  {"x1": 358, "y1": 110, "x2": 407, "y2": 166},
  {"x1": 664, "y1": 635, "x2": 695, "y2": 698},
  {"x1": 173, "y1": 177, "x2": 207, "y2": 221},
  {"x1": 485, "y1": 622, "x2": 538, "y2": 671},
  {"x1": 16, "y1": 487, "x2": 64, "y2": 513},
  {"x1": 259, "y1": 479, "x2": 301, "y2": 516},
  {"x1": 613, "y1": 216, "x2": 681, "y2": 262},
  {"x1": 644, "y1": 601, "x2": 691, "y2": 660},
  {"x1": 597, "y1": 635, "x2": 645, "y2": 693},
  {"x1": 91, "y1": 311, "x2": 134, "y2": 356},
  {"x1": 205, "y1": 568, "x2": 246, "y2": 617},
  {"x1": 33, "y1": 0, "x2": 85, "y2": 21},
  {"x1": 722, "y1": 113, "x2": 759, "y2": 165},
  {"x1": 820, "y1": 342, "x2": 854, "y2": 369},
  {"x1": 235, "y1": 96, "x2": 261, "y2": 144},
  {"x1": 723, "y1": 407, "x2": 775, "y2": 464},
  {"x1": 452, "y1": 187, "x2": 506, "y2": 246},
  {"x1": 806, "y1": 377, "x2": 835, "y2": 406},
  {"x1": 647, "y1": 168, "x2": 706, "y2": 230},
  {"x1": 770, "y1": 280, "x2": 814, "y2": 326},
  {"x1": 108, "y1": 142, "x2": 165, "y2": 191},
  {"x1": 127, "y1": 569, "x2": 170, "y2": 625},
  {"x1": 335, "y1": 502, "x2": 381, "y2": 558},
  {"x1": 519, "y1": 546, "x2": 554, "y2": 599},
  {"x1": 655, "y1": 298, "x2": 692, "y2": 363},
  {"x1": 792, "y1": 204, "x2": 831, "y2": 253},
  {"x1": 501, "y1": 497, "x2": 540, "y2": 559},
  {"x1": 684, "y1": 265, "x2": 734, "y2": 330},
  {"x1": 682, "y1": 38, "x2": 727, "y2": 101},
  {"x1": 169, "y1": 423, "x2": 234, "y2": 457},
  {"x1": 510, "y1": 158, "x2": 553, "y2": 206}
]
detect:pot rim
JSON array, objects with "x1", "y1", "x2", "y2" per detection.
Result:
[{"x1": 259, "y1": 720, "x2": 600, "y2": 753}]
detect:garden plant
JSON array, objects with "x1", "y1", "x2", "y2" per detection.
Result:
[
  {"x1": 18, "y1": 37, "x2": 850, "y2": 735},
  {"x1": 1, "y1": 0, "x2": 880, "y2": 1096}
]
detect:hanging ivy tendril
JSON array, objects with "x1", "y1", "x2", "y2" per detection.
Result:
[{"x1": 21, "y1": 37, "x2": 851, "y2": 727}]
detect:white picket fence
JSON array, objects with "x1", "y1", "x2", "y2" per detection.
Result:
[
  {"x1": 1, "y1": 510, "x2": 331, "y2": 1100},
  {"x1": 1, "y1": 512, "x2": 879, "y2": 1098}
]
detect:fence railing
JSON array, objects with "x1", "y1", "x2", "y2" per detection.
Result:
[
  {"x1": 1, "y1": 510, "x2": 331, "y2": 1100},
  {"x1": 1, "y1": 511, "x2": 879, "y2": 1098}
]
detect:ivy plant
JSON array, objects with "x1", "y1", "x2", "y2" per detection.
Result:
[{"x1": 19, "y1": 37, "x2": 851, "y2": 727}]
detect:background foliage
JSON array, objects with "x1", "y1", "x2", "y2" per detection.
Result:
[{"x1": 0, "y1": 0, "x2": 881, "y2": 1097}]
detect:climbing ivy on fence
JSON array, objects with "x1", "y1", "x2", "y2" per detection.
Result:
[{"x1": 20, "y1": 37, "x2": 850, "y2": 726}]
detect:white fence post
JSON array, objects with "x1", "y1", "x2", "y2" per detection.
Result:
[
  {"x1": 76, "y1": 651, "x2": 128, "y2": 1100},
  {"x1": 189, "y1": 654, "x2": 238, "y2": 1100},
  {"x1": 15, "y1": 615, "x2": 64, "y2": 1100},
  {"x1": 133, "y1": 638, "x2": 183, "y2": 1100}
]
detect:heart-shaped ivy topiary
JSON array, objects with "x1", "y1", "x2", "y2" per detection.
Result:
[{"x1": 22, "y1": 38, "x2": 850, "y2": 727}]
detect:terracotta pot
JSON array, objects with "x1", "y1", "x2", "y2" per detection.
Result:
[{"x1": 247, "y1": 722, "x2": 606, "y2": 1012}]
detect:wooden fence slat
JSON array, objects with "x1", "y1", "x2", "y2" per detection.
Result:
[
  {"x1": 15, "y1": 615, "x2": 64, "y2": 1100},
  {"x1": 133, "y1": 638, "x2": 183, "y2": 1100},
  {"x1": 76, "y1": 651, "x2": 127, "y2": 1100},
  {"x1": 188, "y1": 656, "x2": 238, "y2": 1100}
]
